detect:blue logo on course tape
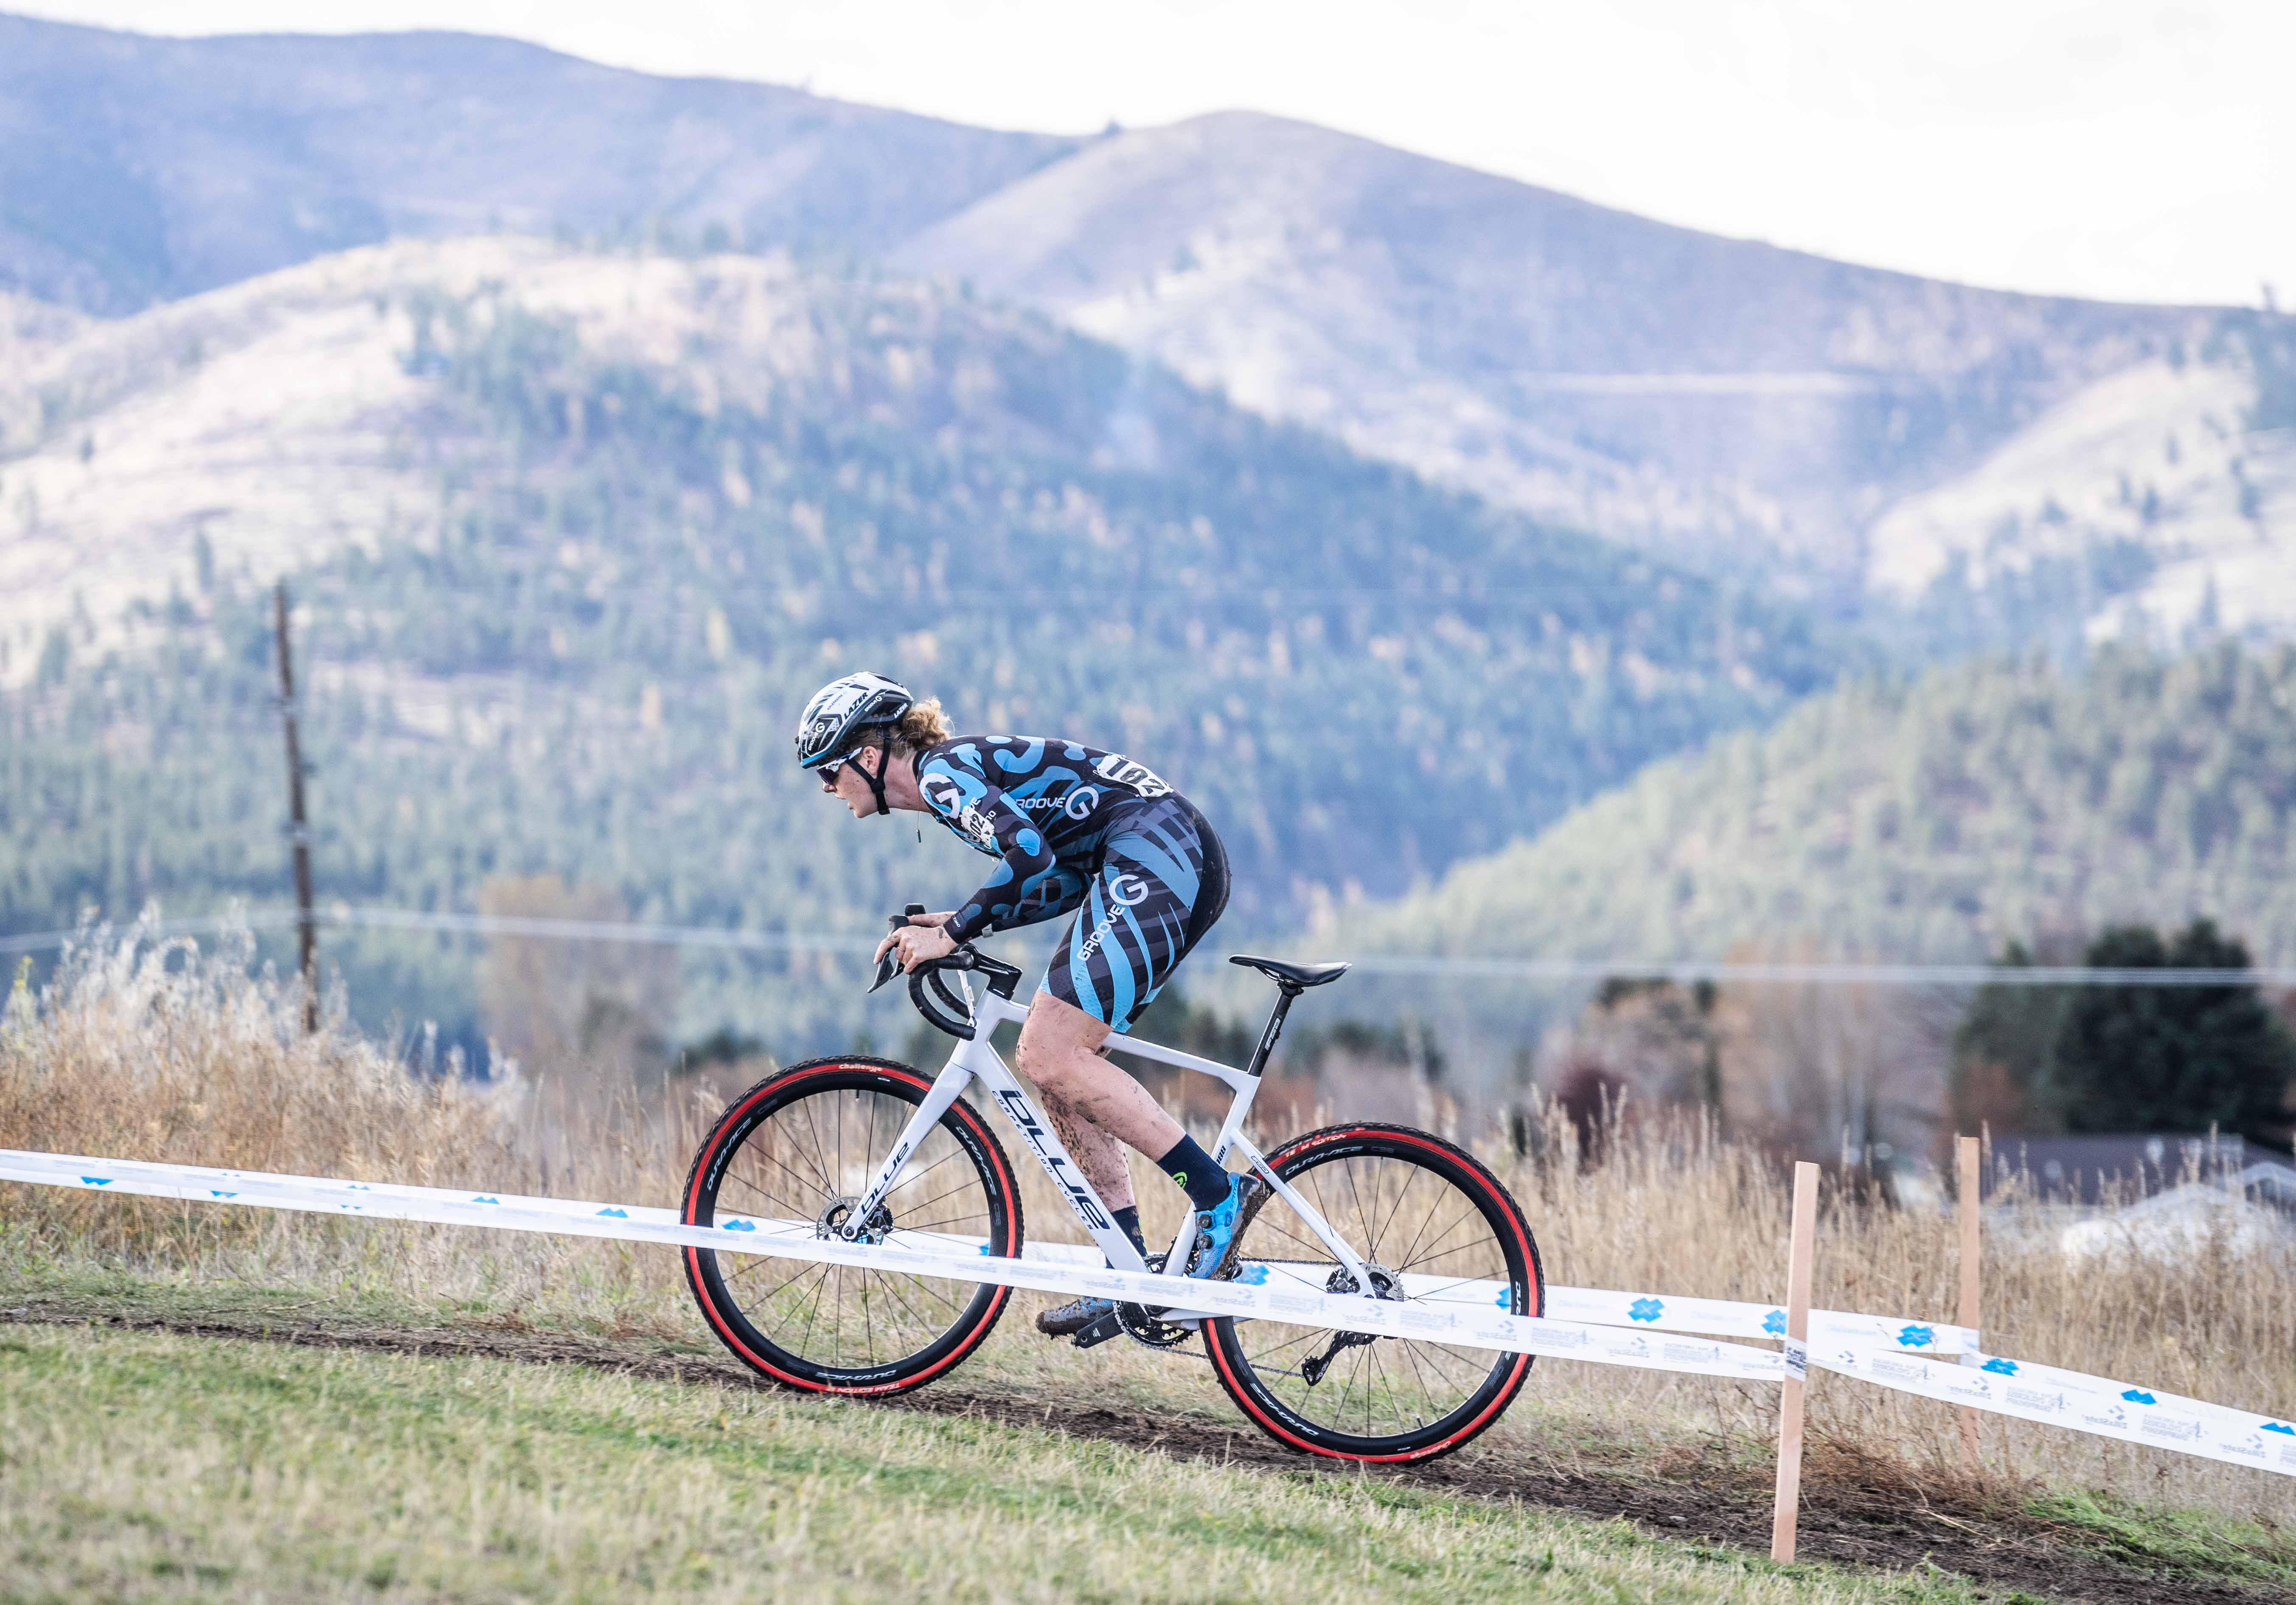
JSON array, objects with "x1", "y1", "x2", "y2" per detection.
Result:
[
  {"x1": 596, "y1": 1207, "x2": 627, "y2": 1218},
  {"x1": 2122, "y1": 1389, "x2": 2156, "y2": 1404},
  {"x1": 1628, "y1": 1297, "x2": 1664, "y2": 1323},
  {"x1": 1897, "y1": 1324, "x2": 1935, "y2": 1348},
  {"x1": 1982, "y1": 1358, "x2": 2018, "y2": 1375},
  {"x1": 81, "y1": 1177, "x2": 112, "y2": 1186},
  {"x1": 1763, "y1": 1309, "x2": 1787, "y2": 1336}
]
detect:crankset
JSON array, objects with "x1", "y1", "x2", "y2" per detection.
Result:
[{"x1": 1071, "y1": 1254, "x2": 1196, "y2": 1351}]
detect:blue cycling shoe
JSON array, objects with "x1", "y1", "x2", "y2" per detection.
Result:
[{"x1": 1184, "y1": 1173, "x2": 1271, "y2": 1280}]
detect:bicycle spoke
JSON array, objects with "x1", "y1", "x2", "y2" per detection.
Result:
[
  {"x1": 1393, "y1": 1223, "x2": 1491, "y2": 1277},
  {"x1": 724, "y1": 1167, "x2": 810, "y2": 1220},
  {"x1": 1210, "y1": 1138, "x2": 1534, "y2": 1457},
  {"x1": 1371, "y1": 1165, "x2": 1420, "y2": 1259}
]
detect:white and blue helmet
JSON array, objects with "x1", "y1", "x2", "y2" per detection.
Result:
[{"x1": 797, "y1": 674, "x2": 915, "y2": 816}]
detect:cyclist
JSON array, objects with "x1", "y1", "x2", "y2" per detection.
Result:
[{"x1": 797, "y1": 671, "x2": 1264, "y2": 1335}]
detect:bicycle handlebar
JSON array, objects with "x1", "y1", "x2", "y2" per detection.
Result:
[{"x1": 869, "y1": 904, "x2": 1023, "y2": 1040}]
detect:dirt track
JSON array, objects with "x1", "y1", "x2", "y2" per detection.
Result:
[{"x1": 2, "y1": 1298, "x2": 2285, "y2": 1605}]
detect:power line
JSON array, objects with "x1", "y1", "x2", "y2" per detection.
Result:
[
  {"x1": 333, "y1": 906, "x2": 879, "y2": 955},
  {"x1": 9, "y1": 907, "x2": 2296, "y2": 987},
  {"x1": 1339, "y1": 956, "x2": 2296, "y2": 988}
]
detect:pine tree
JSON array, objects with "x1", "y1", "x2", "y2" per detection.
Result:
[{"x1": 2043, "y1": 920, "x2": 2296, "y2": 1139}]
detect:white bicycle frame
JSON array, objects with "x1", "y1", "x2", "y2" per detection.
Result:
[{"x1": 842, "y1": 975, "x2": 1379, "y2": 1324}]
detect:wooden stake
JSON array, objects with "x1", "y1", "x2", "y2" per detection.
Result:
[
  {"x1": 1957, "y1": 1134, "x2": 1983, "y2": 1471},
  {"x1": 1770, "y1": 1160, "x2": 1819, "y2": 1563}
]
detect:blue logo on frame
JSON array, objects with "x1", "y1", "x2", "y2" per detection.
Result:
[{"x1": 1628, "y1": 1297, "x2": 1664, "y2": 1323}]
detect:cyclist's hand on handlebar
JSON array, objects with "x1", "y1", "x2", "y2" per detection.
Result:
[{"x1": 875, "y1": 919, "x2": 958, "y2": 972}]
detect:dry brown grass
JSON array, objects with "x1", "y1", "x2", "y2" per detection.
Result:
[{"x1": 5, "y1": 927, "x2": 2293, "y2": 1528}]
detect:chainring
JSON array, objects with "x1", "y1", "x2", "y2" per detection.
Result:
[{"x1": 1116, "y1": 1252, "x2": 1197, "y2": 1350}]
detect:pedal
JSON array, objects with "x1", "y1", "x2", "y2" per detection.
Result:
[{"x1": 1070, "y1": 1308, "x2": 1124, "y2": 1349}]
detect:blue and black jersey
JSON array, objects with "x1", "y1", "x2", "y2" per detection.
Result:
[
  {"x1": 916, "y1": 737, "x2": 1178, "y2": 942},
  {"x1": 912, "y1": 735, "x2": 1229, "y2": 1030}
]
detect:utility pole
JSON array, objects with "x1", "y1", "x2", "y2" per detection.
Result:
[{"x1": 274, "y1": 582, "x2": 317, "y2": 1033}]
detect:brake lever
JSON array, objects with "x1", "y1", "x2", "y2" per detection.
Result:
[{"x1": 869, "y1": 903, "x2": 930, "y2": 994}]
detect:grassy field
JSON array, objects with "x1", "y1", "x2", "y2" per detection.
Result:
[
  {"x1": 6, "y1": 934, "x2": 2296, "y2": 1602},
  {"x1": 0, "y1": 1316, "x2": 2038, "y2": 1605}
]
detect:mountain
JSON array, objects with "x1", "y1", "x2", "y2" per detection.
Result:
[
  {"x1": 1861, "y1": 337, "x2": 2296, "y2": 650},
  {"x1": 0, "y1": 237, "x2": 1839, "y2": 1051},
  {"x1": 895, "y1": 110, "x2": 2223, "y2": 603},
  {"x1": 10, "y1": 11, "x2": 2274, "y2": 641},
  {"x1": 1323, "y1": 643, "x2": 2296, "y2": 1051},
  {"x1": 0, "y1": 12, "x2": 1074, "y2": 314}
]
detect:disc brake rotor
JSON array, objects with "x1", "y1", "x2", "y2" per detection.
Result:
[
  {"x1": 815, "y1": 1195, "x2": 893, "y2": 1246},
  {"x1": 1300, "y1": 1262, "x2": 1403, "y2": 1386}
]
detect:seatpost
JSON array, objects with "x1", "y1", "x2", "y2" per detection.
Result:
[{"x1": 1243, "y1": 985, "x2": 1303, "y2": 1079}]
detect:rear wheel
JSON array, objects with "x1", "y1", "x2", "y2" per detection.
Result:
[
  {"x1": 1204, "y1": 1123, "x2": 1541, "y2": 1462},
  {"x1": 682, "y1": 1057, "x2": 1022, "y2": 1395}
]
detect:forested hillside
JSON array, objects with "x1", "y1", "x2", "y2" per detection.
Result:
[
  {"x1": 1327, "y1": 644, "x2": 2296, "y2": 1051},
  {"x1": 0, "y1": 240, "x2": 1839, "y2": 1052}
]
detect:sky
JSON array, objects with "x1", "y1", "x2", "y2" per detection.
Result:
[{"x1": 20, "y1": 1, "x2": 2293, "y2": 309}]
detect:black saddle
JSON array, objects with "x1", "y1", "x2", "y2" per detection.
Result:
[{"x1": 1229, "y1": 954, "x2": 1351, "y2": 992}]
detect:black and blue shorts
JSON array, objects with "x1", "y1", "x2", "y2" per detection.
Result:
[{"x1": 1039, "y1": 797, "x2": 1229, "y2": 1033}]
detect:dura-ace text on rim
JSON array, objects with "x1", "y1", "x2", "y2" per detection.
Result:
[
  {"x1": 681, "y1": 1058, "x2": 1022, "y2": 1395},
  {"x1": 1203, "y1": 1124, "x2": 1543, "y2": 1462}
]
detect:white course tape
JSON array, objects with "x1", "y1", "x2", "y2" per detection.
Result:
[
  {"x1": 1816, "y1": 1345, "x2": 2296, "y2": 1478},
  {"x1": 615, "y1": 1218, "x2": 1970, "y2": 1356},
  {"x1": 8, "y1": 1146, "x2": 2289, "y2": 1479},
  {"x1": 0, "y1": 1150, "x2": 1782, "y2": 1381},
  {"x1": 1542, "y1": 1287, "x2": 1976, "y2": 1358}
]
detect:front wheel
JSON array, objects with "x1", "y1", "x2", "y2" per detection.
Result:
[
  {"x1": 681, "y1": 1057, "x2": 1022, "y2": 1395},
  {"x1": 1204, "y1": 1123, "x2": 1542, "y2": 1462}
]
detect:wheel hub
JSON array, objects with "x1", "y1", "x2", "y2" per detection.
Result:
[
  {"x1": 1301, "y1": 1262, "x2": 1403, "y2": 1385},
  {"x1": 1324, "y1": 1262, "x2": 1401, "y2": 1299},
  {"x1": 815, "y1": 1195, "x2": 893, "y2": 1245}
]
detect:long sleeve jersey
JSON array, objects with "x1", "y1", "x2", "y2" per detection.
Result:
[{"x1": 913, "y1": 736, "x2": 1179, "y2": 943}]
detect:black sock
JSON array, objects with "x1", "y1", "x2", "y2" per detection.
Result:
[
  {"x1": 1110, "y1": 1205, "x2": 1146, "y2": 1261},
  {"x1": 1156, "y1": 1134, "x2": 1232, "y2": 1211}
]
